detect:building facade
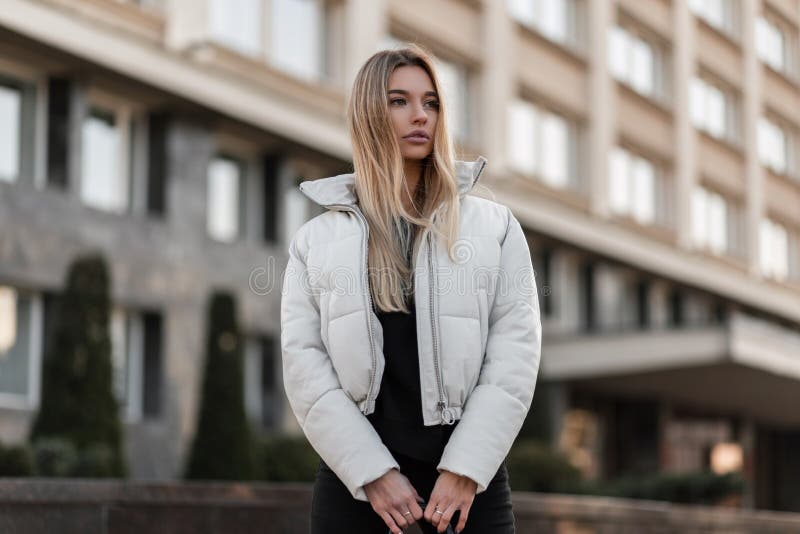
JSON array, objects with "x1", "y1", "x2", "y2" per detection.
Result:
[{"x1": 0, "y1": 0, "x2": 798, "y2": 512}]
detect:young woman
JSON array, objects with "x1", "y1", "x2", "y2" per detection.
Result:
[{"x1": 281, "y1": 44, "x2": 542, "y2": 534}]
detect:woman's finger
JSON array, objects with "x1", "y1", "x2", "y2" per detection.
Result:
[
  {"x1": 388, "y1": 506, "x2": 411, "y2": 531},
  {"x1": 428, "y1": 499, "x2": 448, "y2": 528},
  {"x1": 407, "y1": 497, "x2": 424, "y2": 521},
  {"x1": 436, "y1": 501, "x2": 458, "y2": 533},
  {"x1": 381, "y1": 510, "x2": 403, "y2": 534},
  {"x1": 455, "y1": 502, "x2": 471, "y2": 533}
]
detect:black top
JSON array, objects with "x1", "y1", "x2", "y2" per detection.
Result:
[{"x1": 366, "y1": 293, "x2": 457, "y2": 463}]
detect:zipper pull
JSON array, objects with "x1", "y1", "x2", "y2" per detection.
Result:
[{"x1": 439, "y1": 403, "x2": 455, "y2": 425}]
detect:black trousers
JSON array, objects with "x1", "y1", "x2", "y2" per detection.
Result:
[{"x1": 310, "y1": 450, "x2": 515, "y2": 533}]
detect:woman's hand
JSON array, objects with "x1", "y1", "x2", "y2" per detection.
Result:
[
  {"x1": 364, "y1": 468, "x2": 424, "y2": 534},
  {"x1": 424, "y1": 470, "x2": 478, "y2": 533}
]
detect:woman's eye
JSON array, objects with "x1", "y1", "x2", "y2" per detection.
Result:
[{"x1": 388, "y1": 98, "x2": 439, "y2": 108}]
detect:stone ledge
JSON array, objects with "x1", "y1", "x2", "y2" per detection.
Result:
[{"x1": 0, "y1": 480, "x2": 799, "y2": 533}]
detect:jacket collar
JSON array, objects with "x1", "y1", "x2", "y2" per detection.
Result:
[{"x1": 299, "y1": 156, "x2": 488, "y2": 208}]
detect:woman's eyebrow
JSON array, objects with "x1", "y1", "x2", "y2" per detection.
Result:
[{"x1": 387, "y1": 89, "x2": 439, "y2": 97}]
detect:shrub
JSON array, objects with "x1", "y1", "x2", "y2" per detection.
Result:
[
  {"x1": 0, "y1": 442, "x2": 33, "y2": 477},
  {"x1": 506, "y1": 439, "x2": 582, "y2": 493},
  {"x1": 578, "y1": 471, "x2": 746, "y2": 505},
  {"x1": 184, "y1": 291, "x2": 255, "y2": 480},
  {"x1": 31, "y1": 437, "x2": 78, "y2": 477},
  {"x1": 256, "y1": 435, "x2": 320, "y2": 482},
  {"x1": 29, "y1": 254, "x2": 127, "y2": 477}
]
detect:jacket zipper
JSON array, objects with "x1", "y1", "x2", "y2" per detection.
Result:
[
  {"x1": 428, "y1": 229, "x2": 453, "y2": 424},
  {"x1": 327, "y1": 203, "x2": 378, "y2": 411},
  {"x1": 326, "y1": 202, "x2": 451, "y2": 424}
]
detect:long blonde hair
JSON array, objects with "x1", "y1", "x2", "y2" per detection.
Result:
[{"x1": 347, "y1": 44, "x2": 461, "y2": 314}]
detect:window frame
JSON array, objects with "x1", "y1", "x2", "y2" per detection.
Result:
[
  {"x1": 0, "y1": 287, "x2": 43, "y2": 411},
  {"x1": 507, "y1": 96, "x2": 580, "y2": 192},
  {"x1": 80, "y1": 87, "x2": 144, "y2": 215},
  {"x1": 207, "y1": 131, "x2": 267, "y2": 244},
  {"x1": 689, "y1": 0, "x2": 739, "y2": 38},
  {"x1": 110, "y1": 306, "x2": 164, "y2": 423},
  {"x1": 690, "y1": 74, "x2": 739, "y2": 145},
  {"x1": 506, "y1": 0, "x2": 581, "y2": 51},
  {"x1": 244, "y1": 333, "x2": 282, "y2": 431},
  {"x1": 609, "y1": 21, "x2": 668, "y2": 103},
  {"x1": 608, "y1": 144, "x2": 669, "y2": 228},
  {"x1": 0, "y1": 58, "x2": 46, "y2": 188}
]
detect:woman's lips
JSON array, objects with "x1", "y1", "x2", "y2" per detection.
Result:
[{"x1": 403, "y1": 135, "x2": 429, "y2": 143}]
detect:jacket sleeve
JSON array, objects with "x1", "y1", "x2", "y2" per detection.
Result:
[
  {"x1": 280, "y1": 225, "x2": 400, "y2": 502},
  {"x1": 436, "y1": 207, "x2": 542, "y2": 494}
]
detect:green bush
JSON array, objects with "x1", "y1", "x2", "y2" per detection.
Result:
[
  {"x1": 506, "y1": 439, "x2": 582, "y2": 493},
  {"x1": 73, "y1": 443, "x2": 117, "y2": 477},
  {"x1": 31, "y1": 438, "x2": 78, "y2": 477},
  {"x1": 256, "y1": 435, "x2": 320, "y2": 482},
  {"x1": 0, "y1": 442, "x2": 34, "y2": 477},
  {"x1": 29, "y1": 254, "x2": 127, "y2": 477},
  {"x1": 578, "y1": 471, "x2": 745, "y2": 505},
  {"x1": 184, "y1": 291, "x2": 255, "y2": 480}
]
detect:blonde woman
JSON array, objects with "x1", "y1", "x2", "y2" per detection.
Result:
[{"x1": 281, "y1": 44, "x2": 541, "y2": 534}]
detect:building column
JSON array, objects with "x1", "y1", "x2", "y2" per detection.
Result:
[
  {"x1": 740, "y1": 418, "x2": 757, "y2": 509},
  {"x1": 343, "y1": 0, "x2": 388, "y2": 90},
  {"x1": 587, "y1": 0, "x2": 614, "y2": 218},
  {"x1": 743, "y1": 0, "x2": 765, "y2": 276},
  {"x1": 673, "y1": 0, "x2": 698, "y2": 249},
  {"x1": 481, "y1": 0, "x2": 514, "y2": 177},
  {"x1": 166, "y1": 118, "x2": 214, "y2": 240},
  {"x1": 164, "y1": 0, "x2": 210, "y2": 52}
]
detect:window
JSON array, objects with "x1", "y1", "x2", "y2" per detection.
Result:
[
  {"x1": 207, "y1": 155, "x2": 243, "y2": 242},
  {"x1": 761, "y1": 218, "x2": 789, "y2": 281},
  {"x1": 609, "y1": 25, "x2": 661, "y2": 99},
  {"x1": 688, "y1": 0, "x2": 736, "y2": 35},
  {"x1": 690, "y1": 76, "x2": 735, "y2": 142},
  {"x1": 507, "y1": 0, "x2": 575, "y2": 46},
  {"x1": 434, "y1": 58, "x2": 471, "y2": 144},
  {"x1": 0, "y1": 83, "x2": 21, "y2": 183},
  {"x1": 209, "y1": 0, "x2": 263, "y2": 57},
  {"x1": 271, "y1": 0, "x2": 324, "y2": 81},
  {"x1": 756, "y1": 16, "x2": 787, "y2": 73},
  {"x1": 758, "y1": 116, "x2": 790, "y2": 176},
  {"x1": 692, "y1": 186, "x2": 741, "y2": 256},
  {"x1": 81, "y1": 107, "x2": 131, "y2": 213},
  {"x1": 580, "y1": 262, "x2": 595, "y2": 332},
  {"x1": 508, "y1": 99, "x2": 577, "y2": 190},
  {"x1": 110, "y1": 308, "x2": 163, "y2": 422},
  {"x1": 668, "y1": 288, "x2": 685, "y2": 327},
  {"x1": 0, "y1": 287, "x2": 42, "y2": 409},
  {"x1": 244, "y1": 335, "x2": 281, "y2": 430},
  {"x1": 609, "y1": 146, "x2": 666, "y2": 226}
]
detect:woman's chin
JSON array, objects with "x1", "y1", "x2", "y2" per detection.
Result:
[{"x1": 401, "y1": 148, "x2": 433, "y2": 161}]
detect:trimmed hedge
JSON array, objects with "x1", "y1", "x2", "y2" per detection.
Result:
[
  {"x1": 28, "y1": 254, "x2": 126, "y2": 477},
  {"x1": 256, "y1": 435, "x2": 320, "y2": 483},
  {"x1": 506, "y1": 439, "x2": 582, "y2": 493},
  {"x1": 578, "y1": 471, "x2": 746, "y2": 505},
  {"x1": 0, "y1": 442, "x2": 33, "y2": 477},
  {"x1": 184, "y1": 291, "x2": 256, "y2": 480}
]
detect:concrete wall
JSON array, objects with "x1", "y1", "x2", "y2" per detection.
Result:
[{"x1": 0, "y1": 480, "x2": 799, "y2": 533}]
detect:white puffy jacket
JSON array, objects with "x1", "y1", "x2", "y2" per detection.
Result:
[{"x1": 280, "y1": 156, "x2": 542, "y2": 502}]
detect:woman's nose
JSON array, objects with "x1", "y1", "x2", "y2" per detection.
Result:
[{"x1": 412, "y1": 105, "x2": 427, "y2": 124}]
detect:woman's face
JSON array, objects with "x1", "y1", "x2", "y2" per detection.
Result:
[{"x1": 386, "y1": 65, "x2": 440, "y2": 162}]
